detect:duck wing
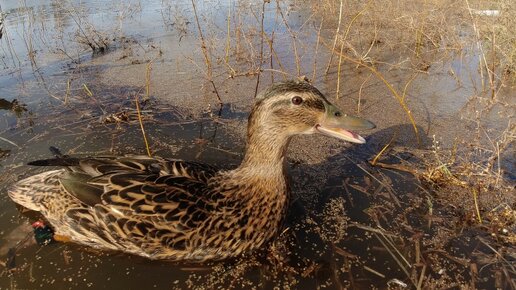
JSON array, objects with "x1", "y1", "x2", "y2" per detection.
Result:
[
  {"x1": 28, "y1": 155, "x2": 218, "y2": 208},
  {"x1": 66, "y1": 171, "x2": 220, "y2": 255},
  {"x1": 26, "y1": 155, "x2": 222, "y2": 257}
]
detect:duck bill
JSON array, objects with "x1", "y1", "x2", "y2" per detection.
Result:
[{"x1": 315, "y1": 105, "x2": 376, "y2": 144}]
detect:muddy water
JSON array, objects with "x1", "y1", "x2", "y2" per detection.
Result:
[{"x1": 0, "y1": 0, "x2": 513, "y2": 289}]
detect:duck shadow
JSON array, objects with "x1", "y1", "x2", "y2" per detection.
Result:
[
  {"x1": 280, "y1": 124, "x2": 432, "y2": 282},
  {"x1": 289, "y1": 123, "x2": 431, "y2": 211}
]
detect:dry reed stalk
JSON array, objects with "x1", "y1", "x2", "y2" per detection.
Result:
[
  {"x1": 312, "y1": 21, "x2": 323, "y2": 82},
  {"x1": 224, "y1": 0, "x2": 232, "y2": 64},
  {"x1": 363, "y1": 265, "x2": 385, "y2": 278},
  {"x1": 336, "y1": 42, "x2": 344, "y2": 99},
  {"x1": 261, "y1": 68, "x2": 293, "y2": 79},
  {"x1": 343, "y1": 0, "x2": 371, "y2": 41},
  {"x1": 326, "y1": 40, "x2": 421, "y2": 145},
  {"x1": 0, "y1": 8, "x2": 20, "y2": 66},
  {"x1": 415, "y1": 239, "x2": 420, "y2": 265},
  {"x1": 0, "y1": 136, "x2": 20, "y2": 148},
  {"x1": 348, "y1": 222, "x2": 398, "y2": 238},
  {"x1": 65, "y1": 78, "x2": 71, "y2": 104},
  {"x1": 190, "y1": 0, "x2": 222, "y2": 105},
  {"x1": 254, "y1": 0, "x2": 267, "y2": 98},
  {"x1": 276, "y1": 0, "x2": 300, "y2": 76},
  {"x1": 324, "y1": 0, "x2": 343, "y2": 75},
  {"x1": 325, "y1": 0, "x2": 372, "y2": 75},
  {"x1": 135, "y1": 95, "x2": 151, "y2": 157},
  {"x1": 490, "y1": 30, "x2": 496, "y2": 99},
  {"x1": 2, "y1": 28, "x2": 22, "y2": 67},
  {"x1": 477, "y1": 237, "x2": 515, "y2": 272},
  {"x1": 486, "y1": 122, "x2": 514, "y2": 174},
  {"x1": 223, "y1": 1, "x2": 237, "y2": 76},
  {"x1": 67, "y1": 4, "x2": 104, "y2": 51},
  {"x1": 465, "y1": 0, "x2": 493, "y2": 94},
  {"x1": 83, "y1": 83, "x2": 93, "y2": 97},
  {"x1": 82, "y1": 83, "x2": 105, "y2": 114},
  {"x1": 261, "y1": 31, "x2": 287, "y2": 80},
  {"x1": 402, "y1": 73, "x2": 418, "y2": 102},
  {"x1": 374, "y1": 233, "x2": 415, "y2": 286},
  {"x1": 472, "y1": 187, "x2": 482, "y2": 223},
  {"x1": 145, "y1": 61, "x2": 152, "y2": 100},
  {"x1": 270, "y1": 31, "x2": 274, "y2": 83},
  {"x1": 381, "y1": 231, "x2": 411, "y2": 269},
  {"x1": 416, "y1": 265, "x2": 426, "y2": 290},
  {"x1": 234, "y1": 24, "x2": 241, "y2": 58},
  {"x1": 367, "y1": 72, "x2": 414, "y2": 161},
  {"x1": 357, "y1": 73, "x2": 372, "y2": 113},
  {"x1": 347, "y1": 159, "x2": 401, "y2": 206},
  {"x1": 415, "y1": 9, "x2": 424, "y2": 58}
]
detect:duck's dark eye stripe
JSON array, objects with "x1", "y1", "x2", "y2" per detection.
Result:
[{"x1": 303, "y1": 99, "x2": 325, "y2": 111}]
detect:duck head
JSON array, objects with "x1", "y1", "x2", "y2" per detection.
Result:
[{"x1": 249, "y1": 81, "x2": 376, "y2": 144}]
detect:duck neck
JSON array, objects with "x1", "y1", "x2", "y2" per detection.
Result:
[{"x1": 238, "y1": 123, "x2": 291, "y2": 177}]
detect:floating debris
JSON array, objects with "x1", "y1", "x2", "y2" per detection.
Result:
[
  {"x1": 387, "y1": 278, "x2": 408, "y2": 288},
  {"x1": 471, "y1": 9, "x2": 500, "y2": 17},
  {"x1": 0, "y1": 98, "x2": 28, "y2": 117}
]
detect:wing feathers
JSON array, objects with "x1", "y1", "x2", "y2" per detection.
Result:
[{"x1": 21, "y1": 155, "x2": 221, "y2": 255}]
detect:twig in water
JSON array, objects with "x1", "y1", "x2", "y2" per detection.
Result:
[
  {"x1": 312, "y1": 21, "x2": 323, "y2": 81},
  {"x1": 224, "y1": 0, "x2": 232, "y2": 64},
  {"x1": 357, "y1": 73, "x2": 372, "y2": 113},
  {"x1": 254, "y1": 0, "x2": 267, "y2": 98},
  {"x1": 336, "y1": 41, "x2": 344, "y2": 99},
  {"x1": 363, "y1": 265, "x2": 385, "y2": 278},
  {"x1": 374, "y1": 233, "x2": 415, "y2": 286},
  {"x1": 135, "y1": 95, "x2": 151, "y2": 157},
  {"x1": 324, "y1": 39, "x2": 421, "y2": 145},
  {"x1": 324, "y1": 0, "x2": 343, "y2": 75},
  {"x1": 190, "y1": 0, "x2": 222, "y2": 105},
  {"x1": 276, "y1": 0, "x2": 300, "y2": 76},
  {"x1": 270, "y1": 31, "x2": 274, "y2": 83},
  {"x1": 82, "y1": 84, "x2": 106, "y2": 114},
  {"x1": 261, "y1": 31, "x2": 287, "y2": 80},
  {"x1": 223, "y1": 1, "x2": 236, "y2": 76},
  {"x1": 348, "y1": 222, "x2": 397, "y2": 238},
  {"x1": 380, "y1": 229, "x2": 412, "y2": 269},
  {"x1": 417, "y1": 265, "x2": 426, "y2": 290},
  {"x1": 371, "y1": 129, "x2": 398, "y2": 165},
  {"x1": 0, "y1": 136, "x2": 20, "y2": 148},
  {"x1": 472, "y1": 187, "x2": 482, "y2": 223},
  {"x1": 145, "y1": 61, "x2": 152, "y2": 101},
  {"x1": 65, "y1": 78, "x2": 71, "y2": 105},
  {"x1": 83, "y1": 84, "x2": 93, "y2": 97},
  {"x1": 464, "y1": 0, "x2": 492, "y2": 93}
]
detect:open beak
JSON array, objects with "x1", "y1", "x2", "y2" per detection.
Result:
[{"x1": 315, "y1": 103, "x2": 375, "y2": 144}]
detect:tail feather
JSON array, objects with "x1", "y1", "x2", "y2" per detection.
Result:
[{"x1": 8, "y1": 170, "x2": 64, "y2": 211}]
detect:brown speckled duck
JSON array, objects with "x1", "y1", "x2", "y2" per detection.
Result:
[{"x1": 8, "y1": 81, "x2": 375, "y2": 262}]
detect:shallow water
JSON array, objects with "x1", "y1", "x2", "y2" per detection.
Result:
[{"x1": 0, "y1": 0, "x2": 513, "y2": 289}]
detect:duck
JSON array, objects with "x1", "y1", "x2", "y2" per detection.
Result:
[{"x1": 8, "y1": 81, "x2": 375, "y2": 262}]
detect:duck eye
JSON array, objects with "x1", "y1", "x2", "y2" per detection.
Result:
[{"x1": 291, "y1": 96, "x2": 303, "y2": 105}]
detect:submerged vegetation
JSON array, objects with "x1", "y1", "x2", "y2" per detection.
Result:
[{"x1": 0, "y1": 0, "x2": 514, "y2": 289}]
